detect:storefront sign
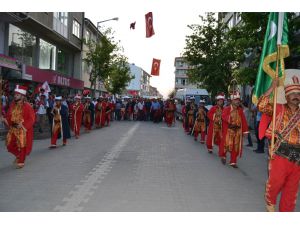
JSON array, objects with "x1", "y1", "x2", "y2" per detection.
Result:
[
  {"x1": 0, "y1": 54, "x2": 21, "y2": 71},
  {"x1": 26, "y1": 65, "x2": 84, "y2": 89}
]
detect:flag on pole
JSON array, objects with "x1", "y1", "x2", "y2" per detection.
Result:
[
  {"x1": 252, "y1": 12, "x2": 289, "y2": 104},
  {"x1": 145, "y1": 12, "x2": 155, "y2": 38},
  {"x1": 151, "y1": 58, "x2": 161, "y2": 76}
]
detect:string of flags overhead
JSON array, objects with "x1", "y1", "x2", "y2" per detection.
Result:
[{"x1": 129, "y1": 12, "x2": 160, "y2": 76}]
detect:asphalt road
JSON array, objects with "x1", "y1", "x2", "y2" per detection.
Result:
[{"x1": 0, "y1": 120, "x2": 299, "y2": 212}]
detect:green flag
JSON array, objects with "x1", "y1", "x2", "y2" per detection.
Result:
[{"x1": 252, "y1": 12, "x2": 289, "y2": 104}]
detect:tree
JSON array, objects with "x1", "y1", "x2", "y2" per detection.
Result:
[
  {"x1": 104, "y1": 55, "x2": 134, "y2": 95},
  {"x1": 183, "y1": 12, "x2": 300, "y2": 98},
  {"x1": 183, "y1": 13, "x2": 235, "y2": 98},
  {"x1": 84, "y1": 28, "x2": 119, "y2": 90}
]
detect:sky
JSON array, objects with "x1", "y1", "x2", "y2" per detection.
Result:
[
  {"x1": 3, "y1": 0, "x2": 298, "y2": 99},
  {"x1": 85, "y1": 0, "x2": 205, "y2": 98}
]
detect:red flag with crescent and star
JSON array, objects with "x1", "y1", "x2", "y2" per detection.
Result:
[
  {"x1": 145, "y1": 12, "x2": 155, "y2": 38},
  {"x1": 151, "y1": 58, "x2": 161, "y2": 76}
]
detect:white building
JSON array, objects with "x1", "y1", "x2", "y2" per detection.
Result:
[
  {"x1": 126, "y1": 63, "x2": 151, "y2": 96},
  {"x1": 174, "y1": 57, "x2": 197, "y2": 92}
]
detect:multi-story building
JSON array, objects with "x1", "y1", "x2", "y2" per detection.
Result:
[
  {"x1": 174, "y1": 57, "x2": 197, "y2": 92},
  {"x1": 218, "y1": 12, "x2": 242, "y2": 29},
  {"x1": 82, "y1": 18, "x2": 107, "y2": 98},
  {"x1": 126, "y1": 63, "x2": 151, "y2": 97},
  {"x1": 0, "y1": 12, "x2": 84, "y2": 96}
]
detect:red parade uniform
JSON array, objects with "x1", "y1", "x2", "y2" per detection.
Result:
[
  {"x1": 187, "y1": 103, "x2": 196, "y2": 132},
  {"x1": 181, "y1": 105, "x2": 187, "y2": 131},
  {"x1": 95, "y1": 101, "x2": 102, "y2": 128},
  {"x1": 165, "y1": 102, "x2": 176, "y2": 127},
  {"x1": 100, "y1": 101, "x2": 107, "y2": 127},
  {"x1": 105, "y1": 102, "x2": 112, "y2": 126},
  {"x1": 193, "y1": 107, "x2": 206, "y2": 143},
  {"x1": 71, "y1": 102, "x2": 84, "y2": 138},
  {"x1": 258, "y1": 95, "x2": 300, "y2": 212},
  {"x1": 206, "y1": 105, "x2": 223, "y2": 152},
  {"x1": 219, "y1": 105, "x2": 248, "y2": 165},
  {"x1": 83, "y1": 101, "x2": 93, "y2": 131},
  {"x1": 6, "y1": 101, "x2": 35, "y2": 167}
]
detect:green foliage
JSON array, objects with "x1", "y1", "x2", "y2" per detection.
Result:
[
  {"x1": 84, "y1": 28, "x2": 133, "y2": 94},
  {"x1": 183, "y1": 12, "x2": 300, "y2": 98},
  {"x1": 105, "y1": 55, "x2": 134, "y2": 95},
  {"x1": 183, "y1": 13, "x2": 234, "y2": 97}
]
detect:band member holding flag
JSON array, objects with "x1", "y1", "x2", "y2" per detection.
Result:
[
  {"x1": 254, "y1": 12, "x2": 300, "y2": 212},
  {"x1": 206, "y1": 92, "x2": 225, "y2": 153},
  {"x1": 258, "y1": 73, "x2": 300, "y2": 212}
]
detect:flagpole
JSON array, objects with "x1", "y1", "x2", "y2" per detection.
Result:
[{"x1": 270, "y1": 45, "x2": 281, "y2": 156}]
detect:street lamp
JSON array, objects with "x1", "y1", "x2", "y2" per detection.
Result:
[{"x1": 97, "y1": 17, "x2": 119, "y2": 29}]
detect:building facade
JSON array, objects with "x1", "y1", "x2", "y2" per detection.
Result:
[
  {"x1": 82, "y1": 18, "x2": 107, "y2": 98},
  {"x1": 126, "y1": 63, "x2": 151, "y2": 97},
  {"x1": 174, "y1": 57, "x2": 197, "y2": 92},
  {"x1": 0, "y1": 12, "x2": 84, "y2": 96}
]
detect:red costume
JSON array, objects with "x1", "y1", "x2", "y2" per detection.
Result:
[
  {"x1": 105, "y1": 101, "x2": 112, "y2": 126},
  {"x1": 83, "y1": 100, "x2": 93, "y2": 131},
  {"x1": 258, "y1": 73, "x2": 300, "y2": 212},
  {"x1": 165, "y1": 101, "x2": 176, "y2": 127},
  {"x1": 5, "y1": 85, "x2": 35, "y2": 168},
  {"x1": 193, "y1": 107, "x2": 206, "y2": 143},
  {"x1": 95, "y1": 101, "x2": 102, "y2": 128},
  {"x1": 181, "y1": 104, "x2": 187, "y2": 131},
  {"x1": 100, "y1": 101, "x2": 107, "y2": 127},
  {"x1": 207, "y1": 105, "x2": 223, "y2": 152},
  {"x1": 219, "y1": 105, "x2": 248, "y2": 165},
  {"x1": 71, "y1": 100, "x2": 84, "y2": 138}
]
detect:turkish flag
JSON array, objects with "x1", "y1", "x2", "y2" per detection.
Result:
[
  {"x1": 151, "y1": 58, "x2": 161, "y2": 76},
  {"x1": 145, "y1": 12, "x2": 155, "y2": 38}
]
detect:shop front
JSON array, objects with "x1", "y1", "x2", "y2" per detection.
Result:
[{"x1": 25, "y1": 65, "x2": 84, "y2": 96}]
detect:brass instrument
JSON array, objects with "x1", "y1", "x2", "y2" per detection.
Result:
[{"x1": 228, "y1": 78, "x2": 240, "y2": 96}]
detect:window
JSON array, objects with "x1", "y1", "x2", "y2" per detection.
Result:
[
  {"x1": 57, "y1": 49, "x2": 68, "y2": 74},
  {"x1": 73, "y1": 20, "x2": 81, "y2": 38},
  {"x1": 53, "y1": 12, "x2": 68, "y2": 38},
  {"x1": 39, "y1": 39, "x2": 56, "y2": 70},
  {"x1": 8, "y1": 24, "x2": 36, "y2": 66},
  {"x1": 228, "y1": 16, "x2": 234, "y2": 29},
  {"x1": 182, "y1": 79, "x2": 186, "y2": 85},
  {"x1": 235, "y1": 12, "x2": 241, "y2": 24},
  {"x1": 85, "y1": 30, "x2": 90, "y2": 42}
]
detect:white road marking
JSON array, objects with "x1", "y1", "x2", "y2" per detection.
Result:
[
  {"x1": 160, "y1": 127, "x2": 179, "y2": 130},
  {"x1": 54, "y1": 123, "x2": 140, "y2": 211}
]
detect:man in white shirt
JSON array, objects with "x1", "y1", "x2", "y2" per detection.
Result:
[
  {"x1": 137, "y1": 99, "x2": 144, "y2": 121},
  {"x1": 36, "y1": 94, "x2": 49, "y2": 133}
]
